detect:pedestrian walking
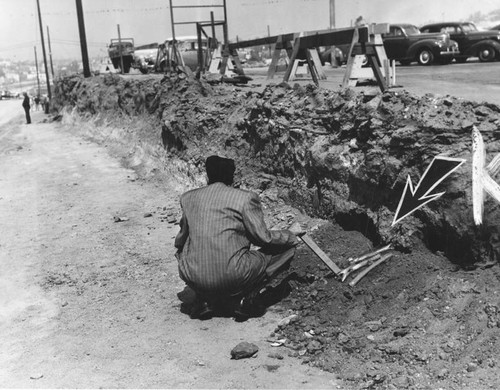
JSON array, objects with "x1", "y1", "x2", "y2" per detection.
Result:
[
  {"x1": 22, "y1": 93, "x2": 31, "y2": 124},
  {"x1": 34, "y1": 95, "x2": 41, "y2": 111}
]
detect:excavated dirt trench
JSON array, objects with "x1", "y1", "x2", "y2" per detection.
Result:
[
  {"x1": 53, "y1": 73, "x2": 500, "y2": 266},
  {"x1": 51, "y1": 73, "x2": 500, "y2": 389}
]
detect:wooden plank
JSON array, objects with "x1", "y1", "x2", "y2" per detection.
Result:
[
  {"x1": 283, "y1": 36, "x2": 301, "y2": 82},
  {"x1": 300, "y1": 234, "x2": 341, "y2": 275},
  {"x1": 472, "y1": 126, "x2": 485, "y2": 225},
  {"x1": 342, "y1": 28, "x2": 360, "y2": 88},
  {"x1": 366, "y1": 49, "x2": 387, "y2": 92},
  {"x1": 308, "y1": 48, "x2": 327, "y2": 80},
  {"x1": 267, "y1": 42, "x2": 281, "y2": 80}
]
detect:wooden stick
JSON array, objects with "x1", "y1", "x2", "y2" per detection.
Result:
[
  {"x1": 300, "y1": 234, "x2": 341, "y2": 275},
  {"x1": 349, "y1": 253, "x2": 393, "y2": 287}
]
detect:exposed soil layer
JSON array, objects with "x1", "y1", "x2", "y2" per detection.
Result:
[
  {"x1": 51, "y1": 73, "x2": 500, "y2": 389},
  {"x1": 53, "y1": 73, "x2": 500, "y2": 266}
]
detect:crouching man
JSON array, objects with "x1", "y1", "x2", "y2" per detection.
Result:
[{"x1": 175, "y1": 155, "x2": 304, "y2": 320}]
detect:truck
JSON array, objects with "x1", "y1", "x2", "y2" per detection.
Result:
[{"x1": 108, "y1": 38, "x2": 135, "y2": 73}]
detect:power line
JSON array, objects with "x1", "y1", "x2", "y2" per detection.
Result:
[{"x1": 40, "y1": 6, "x2": 169, "y2": 16}]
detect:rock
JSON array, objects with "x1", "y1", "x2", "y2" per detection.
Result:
[
  {"x1": 391, "y1": 375, "x2": 410, "y2": 388},
  {"x1": 143, "y1": 212, "x2": 153, "y2": 218},
  {"x1": 306, "y1": 340, "x2": 322, "y2": 353},
  {"x1": 263, "y1": 364, "x2": 280, "y2": 372},
  {"x1": 393, "y1": 327, "x2": 409, "y2": 337},
  {"x1": 268, "y1": 352, "x2": 284, "y2": 360},
  {"x1": 466, "y1": 362, "x2": 479, "y2": 372},
  {"x1": 437, "y1": 368, "x2": 449, "y2": 379},
  {"x1": 364, "y1": 320, "x2": 382, "y2": 331},
  {"x1": 230, "y1": 342, "x2": 259, "y2": 360}
]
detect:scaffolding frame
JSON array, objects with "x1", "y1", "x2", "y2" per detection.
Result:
[{"x1": 168, "y1": 0, "x2": 228, "y2": 73}]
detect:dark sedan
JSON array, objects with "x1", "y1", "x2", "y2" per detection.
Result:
[
  {"x1": 382, "y1": 24, "x2": 459, "y2": 65},
  {"x1": 420, "y1": 22, "x2": 500, "y2": 62},
  {"x1": 320, "y1": 24, "x2": 458, "y2": 66}
]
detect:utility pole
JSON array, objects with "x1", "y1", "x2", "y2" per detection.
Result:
[
  {"x1": 117, "y1": 24, "x2": 124, "y2": 75},
  {"x1": 75, "y1": 0, "x2": 91, "y2": 78},
  {"x1": 34, "y1": 46, "x2": 41, "y2": 97},
  {"x1": 329, "y1": 0, "x2": 336, "y2": 29},
  {"x1": 35, "y1": 0, "x2": 52, "y2": 110},
  {"x1": 46, "y1": 26, "x2": 55, "y2": 78}
]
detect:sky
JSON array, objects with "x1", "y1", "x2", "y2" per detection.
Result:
[{"x1": 1, "y1": 0, "x2": 499, "y2": 61}]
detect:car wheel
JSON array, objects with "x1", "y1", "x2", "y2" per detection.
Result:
[
  {"x1": 417, "y1": 48, "x2": 434, "y2": 65},
  {"x1": 478, "y1": 45, "x2": 495, "y2": 62}
]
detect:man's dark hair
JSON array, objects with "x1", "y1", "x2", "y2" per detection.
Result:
[{"x1": 206, "y1": 155, "x2": 235, "y2": 185}]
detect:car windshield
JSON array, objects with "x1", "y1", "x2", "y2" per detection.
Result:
[
  {"x1": 461, "y1": 23, "x2": 477, "y2": 32},
  {"x1": 405, "y1": 25, "x2": 420, "y2": 35}
]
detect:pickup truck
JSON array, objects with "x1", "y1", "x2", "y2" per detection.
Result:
[
  {"x1": 382, "y1": 24, "x2": 459, "y2": 65},
  {"x1": 420, "y1": 22, "x2": 500, "y2": 62},
  {"x1": 108, "y1": 38, "x2": 135, "y2": 73}
]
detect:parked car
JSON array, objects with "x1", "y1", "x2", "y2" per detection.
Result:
[
  {"x1": 133, "y1": 42, "x2": 159, "y2": 74},
  {"x1": 320, "y1": 24, "x2": 458, "y2": 66},
  {"x1": 382, "y1": 24, "x2": 459, "y2": 65},
  {"x1": 157, "y1": 36, "x2": 208, "y2": 72},
  {"x1": 420, "y1": 22, "x2": 500, "y2": 62}
]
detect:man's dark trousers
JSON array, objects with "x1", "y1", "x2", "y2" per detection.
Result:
[{"x1": 24, "y1": 107, "x2": 31, "y2": 124}]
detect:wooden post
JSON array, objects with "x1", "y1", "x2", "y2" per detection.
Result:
[
  {"x1": 117, "y1": 24, "x2": 124, "y2": 74},
  {"x1": 34, "y1": 46, "x2": 41, "y2": 96}
]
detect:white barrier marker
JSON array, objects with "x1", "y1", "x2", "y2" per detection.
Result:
[{"x1": 472, "y1": 126, "x2": 500, "y2": 225}]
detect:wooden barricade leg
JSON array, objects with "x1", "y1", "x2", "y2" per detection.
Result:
[
  {"x1": 305, "y1": 49, "x2": 319, "y2": 85},
  {"x1": 308, "y1": 48, "x2": 327, "y2": 80},
  {"x1": 342, "y1": 28, "x2": 360, "y2": 88},
  {"x1": 366, "y1": 50, "x2": 387, "y2": 91},
  {"x1": 283, "y1": 36, "x2": 301, "y2": 83},
  {"x1": 230, "y1": 49, "x2": 245, "y2": 75},
  {"x1": 267, "y1": 42, "x2": 281, "y2": 80},
  {"x1": 208, "y1": 45, "x2": 222, "y2": 73}
]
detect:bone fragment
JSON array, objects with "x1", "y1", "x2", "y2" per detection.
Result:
[
  {"x1": 348, "y1": 253, "x2": 393, "y2": 287},
  {"x1": 349, "y1": 244, "x2": 392, "y2": 263}
]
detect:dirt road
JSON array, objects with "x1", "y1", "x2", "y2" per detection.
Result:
[{"x1": 0, "y1": 100, "x2": 339, "y2": 388}]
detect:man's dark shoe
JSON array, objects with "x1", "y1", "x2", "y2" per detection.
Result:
[
  {"x1": 233, "y1": 296, "x2": 265, "y2": 321},
  {"x1": 190, "y1": 300, "x2": 215, "y2": 320}
]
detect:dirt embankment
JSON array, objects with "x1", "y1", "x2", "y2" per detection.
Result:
[
  {"x1": 51, "y1": 73, "x2": 500, "y2": 389},
  {"x1": 54, "y1": 73, "x2": 500, "y2": 266}
]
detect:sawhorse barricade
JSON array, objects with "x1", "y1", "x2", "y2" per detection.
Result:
[
  {"x1": 342, "y1": 24, "x2": 394, "y2": 91},
  {"x1": 225, "y1": 25, "x2": 395, "y2": 91}
]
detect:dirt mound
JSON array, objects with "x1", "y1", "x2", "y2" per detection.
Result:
[
  {"x1": 54, "y1": 74, "x2": 500, "y2": 265},
  {"x1": 278, "y1": 222, "x2": 500, "y2": 389}
]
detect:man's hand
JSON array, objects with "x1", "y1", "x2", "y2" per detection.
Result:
[{"x1": 288, "y1": 221, "x2": 307, "y2": 237}]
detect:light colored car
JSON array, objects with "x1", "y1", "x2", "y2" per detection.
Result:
[{"x1": 158, "y1": 36, "x2": 209, "y2": 71}]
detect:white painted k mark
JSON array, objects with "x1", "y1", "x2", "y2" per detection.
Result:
[{"x1": 472, "y1": 126, "x2": 500, "y2": 225}]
